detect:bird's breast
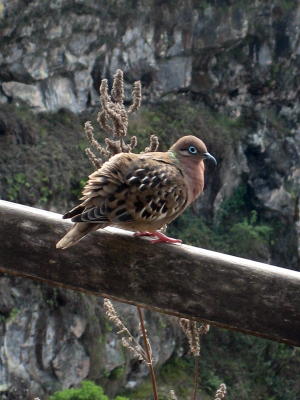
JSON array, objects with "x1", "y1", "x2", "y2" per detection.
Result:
[{"x1": 182, "y1": 160, "x2": 205, "y2": 204}]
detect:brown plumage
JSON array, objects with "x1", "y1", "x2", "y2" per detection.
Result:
[{"x1": 56, "y1": 135, "x2": 216, "y2": 249}]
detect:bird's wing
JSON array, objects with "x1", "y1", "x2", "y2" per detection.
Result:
[{"x1": 67, "y1": 152, "x2": 188, "y2": 227}]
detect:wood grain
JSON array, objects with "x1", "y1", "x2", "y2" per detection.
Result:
[{"x1": 0, "y1": 199, "x2": 299, "y2": 346}]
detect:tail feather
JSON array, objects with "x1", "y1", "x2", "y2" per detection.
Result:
[
  {"x1": 56, "y1": 222, "x2": 103, "y2": 249},
  {"x1": 62, "y1": 204, "x2": 85, "y2": 219}
]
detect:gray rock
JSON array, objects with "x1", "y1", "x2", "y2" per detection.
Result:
[
  {"x1": 2, "y1": 81, "x2": 45, "y2": 111},
  {"x1": 74, "y1": 69, "x2": 93, "y2": 110},
  {"x1": 23, "y1": 55, "x2": 49, "y2": 80},
  {"x1": 157, "y1": 56, "x2": 192, "y2": 93},
  {"x1": 0, "y1": 278, "x2": 181, "y2": 398},
  {"x1": 68, "y1": 32, "x2": 98, "y2": 57},
  {"x1": 258, "y1": 43, "x2": 272, "y2": 66},
  {"x1": 43, "y1": 76, "x2": 79, "y2": 113},
  {"x1": 262, "y1": 186, "x2": 294, "y2": 216},
  {"x1": 52, "y1": 341, "x2": 90, "y2": 388}
]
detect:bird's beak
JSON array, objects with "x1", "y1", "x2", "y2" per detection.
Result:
[{"x1": 203, "y1": 152, "x2": 217, "y2": 166}]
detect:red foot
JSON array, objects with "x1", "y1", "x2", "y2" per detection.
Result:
[{"x1": 133, "y1": 231, "x2": 182, "y2": 244}]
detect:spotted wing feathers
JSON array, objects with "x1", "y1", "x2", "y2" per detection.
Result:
[{"x1": 64, "y1": 152, "x2": 188, "y2": 230}]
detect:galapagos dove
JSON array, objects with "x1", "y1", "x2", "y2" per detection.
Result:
[{"x1": 56, "y1": 135, "x2": 216, "y2": 249}]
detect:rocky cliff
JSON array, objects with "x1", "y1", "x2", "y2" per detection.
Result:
[{"x1": 0, "y1": 0, "x2": 300, "y2": 399}]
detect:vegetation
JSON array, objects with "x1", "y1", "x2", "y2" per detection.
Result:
[
  {"x1": 0, "y1": 104, "x2": 91, "y2": 210},
  {"x1": 0, "y1": 99, "x2": 245, "y2": 211},
  {"x1": 1, "y1": 100, "x2": 298, "y2": 400},
  {"x1": 128, "y1": 100, "x2": 245, "y2": 154},
  {"x1": 124, "y1": 332, "x2": 300, "y2": 400},
  {"x1": 49, "y1": 380, "x2": 129, "y2": 400},
  {"x1": 169, "y1": 184, "x2": 272, "y2": 261}
]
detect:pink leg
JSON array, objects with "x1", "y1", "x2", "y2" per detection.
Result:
[
  {"x1": 133, "y1": 231, "x2": 182, "y2": 244},
  {"x1": 133, "y1": 231, "x2": 154, "y2": 237}
]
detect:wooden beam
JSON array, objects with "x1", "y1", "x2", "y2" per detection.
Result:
[{"x1": 0, "y1": 199, "x2": 299, "y2": 346}]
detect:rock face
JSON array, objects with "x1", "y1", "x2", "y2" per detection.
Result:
[
  {"x1": 0, "y1": 0, "x2": 300, "y2": 398},
  {"x1": 0, "y1": 277, "x2": 180, "y2": 399},
  {"x1": 0, "y1": 1, "x2": 299, "y2": 111},
  {"x1": 0, "y1": 0, "x2": 299, "y2": 263}
]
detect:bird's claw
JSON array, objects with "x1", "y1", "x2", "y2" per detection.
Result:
[
  {"x1": 133, "y1": 231, "x2": 182, "y2": 244},
  {"x1": 133, "y1": 231, "x2": 153, "y2": 237}
]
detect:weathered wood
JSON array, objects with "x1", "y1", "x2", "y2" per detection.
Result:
[{"x1": 0, "y1": 199, "x2": 299, "y2": 346}]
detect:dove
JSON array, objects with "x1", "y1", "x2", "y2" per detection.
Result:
[{"x1": 56, "y1": 135, "x2": 216, "y2": 249}]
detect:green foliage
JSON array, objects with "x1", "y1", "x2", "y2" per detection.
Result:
[
  {"x1": 214, "y1": 186, "x2": 272, "y2": 259},
  {"x1": 226, "y1": 213, "x2": 272, "y2": 259},
  {"x1": 71, "y1": 178, "x2": 87, "y2": 199},
  {"x1": 279, "y1": 0, "x2": 296, "y2": 11},
  {"x1": 168, "y1": 209, "x2": 215, "y2": 250},
  {"x1": 200, "y1": 329, "x2": 300, "y2": 400},
  {"x1": 49, "y1": 380, "x2": 129, "y2": 400},
  {"x1": 49, "y1": 381, "x2": 108, "y2": 400},
  {"x1": 128, "y1": 100, "x2": 245, "y2": 157},
  {"x1": 44, "y1": 288, "x2": 60, "y2": 310},
  {"x1": 5, "y1": 173, "x2": 30, "y2": 201},
  {"x1": 169, "y1": 185, "x2": 272, "y2": 261},
  {"x1": 200, "y1": 368, "x2": 223, "y2": 394},
  {"x1": 1, "y1": 100, "x2": 244, "y2": 209},
  {"x1": 0, "y1": 312, "x2": 6, "y2": 323},
  {"x1": 216, "y1": 184, "x2": 248, "y2": 225},
  {"x1": 38, "y1": 174, "x2": 53, "y2": 204},
  {"x1": 109, "y1": 366, "x2": 125, "y2": 380},
  {"x1": 114, "y1": 397, "x2": 130, "y2": 400},
  {"x1": 124, "y1": 381, "x2": 153, "y2": 400},
  {"x1": 8, "y1": 308, "x2": 19, "y2": 321},
  {"x1": 50, "y1": 381, "x2": 109, "y2": 400}
]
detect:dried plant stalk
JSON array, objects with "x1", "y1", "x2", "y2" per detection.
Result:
[
  {"x1": 104, "y1": 300, "x2": 159, "y2": 400},
  {"x1": 137, "y1": 306, "x2": 159, "y2": 400},
  {"x1": 85, "y1": 148, "x2": 102, "y2": 169},
  {"x1": 179, "y1": 319, "x2": 210, "y2": 357},
  {"x1": 97, "y1": 110, "x2": 114, "y2": 135},
  {"x1": 100, "y1": 72, "x2": 128, "y2": 139},
  {"x1": 144, "y1": 134, "x2": 159, "y2": 153},
  {"x1": 83, "y1": 69, "x2": 158, "y2": 170},
  {"x1": 179, "y1": 319, "x2": 210, "y2": 400},
  {"x1": 129, "y1": 136, "x2": 138, "y2": 151},
  {"x1": 112, "y1": 69, "x2": 125, "y2": 104},
  {"x1": 84, "y1": 121, "x2": 109, "y2": 160},
  {"x1": 103, "y1": 299, "x2": 147, "y2": 362},
  {"x1": 105, "y1": 138, "x2": 122, "y2": 156},
  {"x1": 214, "y1": 383, "x2": 227, "y2": 399},
  {"x1": 169, "y1": 390, "x2": 178, "y2": 400},
  {"x1": 128, "y1": 80, "x2": 142, "y2": 114}
]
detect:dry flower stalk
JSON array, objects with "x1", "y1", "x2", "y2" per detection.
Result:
[
  {"x1": 128, "y1": 81, "x2": 142, "y2": 114},
  {"x1": 179, "y1": 318, "x2": 210, "y2": 357},
  {"x1": 137, "y1": 306, "x2": 159, "y2": 400},
  {"x1": 169, "y1": 389, "x2": 178, "y2": 400},
  {"x1": 143, "y1": 134, "x2": 160, "y2": 153},
  {"x1": 214, "y1": 383, "x2": 227, "y2": 399},
  {"x1": 179, "y1": 319, "x2": 210, "y2": 400},
  {"x1": 104, "y1": 299, "x2": 158, "y2": 400},
  {"x1": 103, "y1": 299, "x2": 147, "y2": 362},
  {"x1": 85, "y1": 148, "x2": 102, "y2": 170},
  {"x1": 84, "y1": 69, "x2": 159, "y2": 170}
]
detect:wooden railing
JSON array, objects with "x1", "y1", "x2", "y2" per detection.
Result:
[{"x1": 0, "y1": 199, "x2": 299, "y2": 346}]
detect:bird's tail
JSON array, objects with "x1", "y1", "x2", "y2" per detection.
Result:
[{"x1": 56, "y1": 222, "x2": 102, "y2": 249}]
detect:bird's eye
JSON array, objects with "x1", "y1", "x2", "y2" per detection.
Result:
[{"x1": 188, "y1": 145, "x2": 198, "y2": 154}]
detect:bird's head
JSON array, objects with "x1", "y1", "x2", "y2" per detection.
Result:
[{"x1": 169, "y1": 135, "x2": 217, "y2": 166}]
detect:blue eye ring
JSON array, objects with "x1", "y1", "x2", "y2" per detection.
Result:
[{"x1": 188, "y1": 145, "x2": 198, "y2": 154}]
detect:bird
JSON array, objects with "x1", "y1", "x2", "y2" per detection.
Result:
[{"x1": 56, "y1": 135, "x2": 216, "y2": 249}]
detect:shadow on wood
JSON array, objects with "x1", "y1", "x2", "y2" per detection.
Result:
[{"x1": 0, "y1": 199, "x2": 299, "y2": 346}]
